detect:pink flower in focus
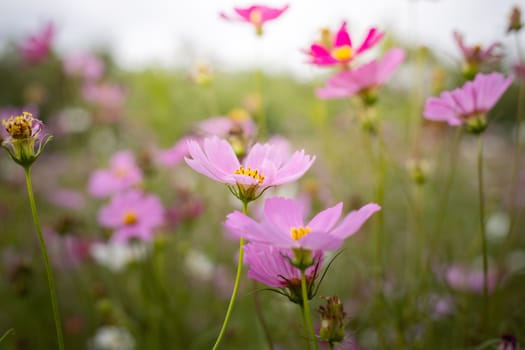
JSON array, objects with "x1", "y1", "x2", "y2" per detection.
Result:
[
  {"x1": 423, "y1": 72, "x2": 513, "y2": 133},
  {"x1": 244, "y1": 242, "x2": 323, "y2": 288},
  {"x1": 64, "y1": 53, "x2": 105, "y2": 81},
  {"x1": 88, "y1": 151, "x2": 143, "y2": 198},
  {"x1": 225, "y1": 197, "x2": 380, "y2": 252},
  {"x1": 445, "y1": 265, "x2": 498, "y2": 294},
  {"x1": 454, "y1": 31, "x2": 502, "y2": 68},
  {"x1": 19, "y1": 22, "x2": 54, "y2": 64},
  {"x1": 98, "y1": 190, "x2": 165, "y2": 243},
  {"x1": 185, "y1": 136, "x2": 315, "y2": 202},
  {"x1": 317, "y1": 48, "x2": 405, "y2": 100},
  {"x1": 220, "y1": 4, "x2": 289, "y2": 35},
  {"x1": 307, "y1": 22, "x2": 383, "y2": 68}
]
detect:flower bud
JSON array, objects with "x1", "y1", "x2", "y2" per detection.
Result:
[
  {"x1": 507, "y1": 6, "x2": 522, "y2": 33},
  {"x1": 465, "y1": 113, "x2": 488, "y2": 134},
  {"x1": 317, "y1": 296, "x2": 347, "y2": 345}
]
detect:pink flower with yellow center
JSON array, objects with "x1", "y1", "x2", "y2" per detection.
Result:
[
  {"x1": 307, "y1": 22, "x2": 383, "y2": 68},
  {"x1": 225, "y1": 197, "x2": 380, "y2": 253},
  {"x1": 423, "y1": 72, "x2": 513, "y2": 133},
  {"x1": 88, "y1": 151, "x2": 143, "y2": 198},
  {"x1": 185, "y1": 136, "x2": 315, "y2": 202},
  {"x1": 220, "y1": 4, "x2": 289, "y2": 35},
  {"x1": 316, "y1": 48, "x2": 405, "y2": 101},
  {"x1": 98, "y1": 190, "x2": 165, "y2": 243}
]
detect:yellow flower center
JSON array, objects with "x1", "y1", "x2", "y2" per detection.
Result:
[
  {"x1": 234, "y1": 166, "x2": 265, "y2": 185},
  {"x1": 331, "y1": 45, "x2": 353, "y2": 62},
  {"x1": 2, "y1": 112, "x2": 34, "y2": 139},
  {"x1": 123, "y1": 211, "x2": 138, "y2": 226},
  {"x1": 249, "y1": 9, "x2": 262, "y2": 25},
  {"x1": 228, "y1": 108, "x2": 250, "y2": 122},
  {"x1": 290, "y1": 226, "x2": 312, "y2": 241}
]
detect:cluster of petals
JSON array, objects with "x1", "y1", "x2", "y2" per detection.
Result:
[
  {"x1": 225, "y1": 197, "x2": 380, "y2": 251},
  {"x1": 18, "y1": 22, "x2": 54, "y2": 64},
  {"x1": 423, "y1": 72, "x2": 513, "y2": 126},
  {"x1": 453, "y1": 31, "x2": 502, "y2": 66},
  {"x1": 98, "y1": 189, "x2": 165, "y2": 243},
  {"x1": 220, "y1": 5, "x2": 289, "y2": 34},
  {"x1": 307, "y1": 22, "x2": 383, "y2": 67},
  {"x1": 185, "y1": 136, "x2": 315, "y2": 196},
  {"x1": 243, "y1": 242, "x2": 323, "y2": 288},
  {"x1": 316, "y1": 48, "x2": 405, "y2": 99},
  {"x1": 88, "y1": 151, "x2": 143, "y2": 198}
]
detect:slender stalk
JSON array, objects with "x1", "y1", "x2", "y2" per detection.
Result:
[
  {"x1": 24, "y1": 167, "x2": 64, "y2": 350},
  {"x1": 255, "y1": 69, "x2": 266, "y2": 139},
  {"x1": 212, "y1": 201, "x2": 248, "y2": 350},
  {"x1": 300, "y1": 269, "x2": 318, "y2": 350},
  {"x1": 477, "y1": 134, "x2": 489, "y2": 330},
  {"x1": 252, "y1": 280, "x2": 274, "y2": 350}
]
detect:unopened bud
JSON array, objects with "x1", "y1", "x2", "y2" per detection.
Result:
[
  {"x1": 317, "y1": 296, "x2": 347, "y2": 345},
  {"x1": 507, "y1": 6, "x2": 522, "y2": 33}
]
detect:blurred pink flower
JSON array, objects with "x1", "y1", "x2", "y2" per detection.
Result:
[
  {"x1": 244, "y1": 242, "x2": 323, "y2": 288},
  {"x1": 44, "y1": 229, "x2": 94, "y2": 269},
  {"x1": 225, "y1": 196, "x2": 380, "y2": 251},
  {"x1": 185, "y1": 136, "x2": 315, "y2": 202},
  {"x1": 316, "y1": 48, "x2": 405, "y2": 100},
  {"x1": 453, "y1": 31, "x2": 502, "y2": 68},
  {"x1": 87, "y1": 151, "x2": 143, "y2": 198},
  {"x1": 445, "y1": 265, "x2": 498, "y2": 294},
  {"x1": 98, "y1": 189, "x2": 165, "y2": 243},
  {"x1": 82, "y1": 81, "x2": 126, "y2": 110},
  {"x1": 47, "y1": 189, "x2": 86, "y2": 210},
  {"x1": 196, "y1": 114, "x2": 257, "y2": 139},
  {"x1": 307, "y1": 22, "x2": 383, "y2": 68},
  {"x1": 63, "y1": 53, "x2": 105, "y2": 81},
  {"x1": 423, "y1": 72, "x2": 513, "y2": 131},
  {"x1": 155, "y1": 136, "x2": 193, "y2": 167},
  {"x1": 18, "y1": 22, "x2": 54, "y2": 64},
  {"x1": 220, "y1": 4, "x2": 289, "y2": 35},
  {"x1": 514, "y1": 63, "x2": 525, "y2": 81}
]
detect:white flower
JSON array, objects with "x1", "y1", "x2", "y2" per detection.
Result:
[
  {"x1": 90, "y1": 241, "x2": 149, "y2": 272},
  {"x1": 89, "y1": 326, "x2": 135, "y2": 350}
]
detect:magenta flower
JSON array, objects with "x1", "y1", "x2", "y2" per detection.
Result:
[
  {"x1": 244, "y1": 242, "x2": 323, "y2": 303},
  {"x1": 19, "y1": 22, "x2": 54, "y2": 64},
  {"x1": 63, "y1": 53, "x2": 105, "y2": 81},
  {"x1": 88, "y1": 151, "x2": 143, "y2": 198},
  {"x1": 185, "y1": 136, "x2": 315, "y2": 202},
  {"x1": 98, "y1": 190, "x2": 165, "y2": 243},
  {"x1": 307, "y1": 22, "x2": 383, "y2": 68},
  {"x1": 423, "y1": 72, "x2": 513, "y2": 133},
  {"x1": 220, "y1": 4, "x2": 289, "y2": 35},
  {"x1": 316, "y1": 48, "x2": 405, "y2": 101},
  {"x1": 225, "y1": 197, "x2": 380, "y2": 252},
  {"x1": 453, "y1": 31, "x2": 502, "y2": 78}
]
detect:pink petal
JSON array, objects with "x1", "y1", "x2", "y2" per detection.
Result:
[
  {"x1": 356, "y1": 28, "x2": 383, "y2": 54},
  {"x1": 334, "y1": 22, "x2": 351, "y2": 48},
  {"x1": 307, "y1": 202, "x2": 343, "y2": 232},
  {"x1": 263, "y1": 197, "x2": 305, "y2": 232},
  {"x1": 473, "y1": 73, "x2": 513, "y2": 112},
  {"x1": 330, "y1": 203, "x2": 381, "y2": 239}
]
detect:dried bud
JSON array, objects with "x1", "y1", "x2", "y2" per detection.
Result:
[
  {"x1": 317, "y1": 296, "x2": 347, "y2": 345},
  {"x1": 507, "y1": 6, "x2": 522, "y2": 33}
]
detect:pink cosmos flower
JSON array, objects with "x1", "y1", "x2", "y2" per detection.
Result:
[
  {"x1": 423, "y1": 72, "x2": 513, "y2": 132},
  {"x1": 82, "y1": 82, "x2": 126, "y2": 110},
  {"x1": 64, "y1": 53, "x2": 105, "y2": 81},
  {"x1": 454, "y1": 31, "x2": 502, "y2": 68},
  {"x1": 155, "y1": 136, "x2": 193, "y2": 168},
  {"x1": 225, "y1": 197, "x2": 380, "y2": 251},
  {"x1": 88, "y1": 151, "x2": 143, "y2": 198},
  {"x1": 196, "y1": 114, "x2": 256, "y2": 140},
  {"x1": 316, "y1": 48, "x2": 405, "y2": 100},
  {"x1": 98, "y1": 189, "x2": 165, "y2": 243},
  {"x1": 307, "y1": 22, "x2": 383, "y2": 68},
  {"x1": 185, "y1": 136, "x2": 315, "y2": 202},
  {"x1": 19, "y1": 22, "x2": 54, "y2": 64},
  {"x1": 220, "y1": 4, "x2": 289, "y2": 35}
]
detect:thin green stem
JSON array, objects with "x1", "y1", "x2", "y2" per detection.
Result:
[
  {"x1": 301, "y1": 269, "x2": 318, "y2": 350},
  {"x1": 24, "y1": 167, "x2": 64, "y2": 350},
  {"x1": 252, "y1": 280, "x2": 274, "y2": 350},
  {"x1": 212, "y1": 201, "x2": 248, "y2": 350},
  {"x1": 477, "y1": 134, "x2": 488, "y2": 331},
  {"x1": 255, "y1": 69, "x2": 266, "y2": 139}
]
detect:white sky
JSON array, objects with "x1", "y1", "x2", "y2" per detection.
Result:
[{"x1": 0, "y1": 0, "x2": 521, "y2": 78}]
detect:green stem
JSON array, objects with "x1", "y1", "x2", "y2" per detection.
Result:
[
  {"x1": 300, "y1": 269, "x2": 318, "y2": 350},
  {"x1": 477, "y1": 135, "x2": 488, "y2": 331},
  {"x1": 212, "y1": 201, "x2": 248, "y2": 350},
  {"x1": 255, "y1": 69, "x2": 266, "y2": 139},
  {"x1": 24, "y1": 167, "x2": 64, "y2": 350}
]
